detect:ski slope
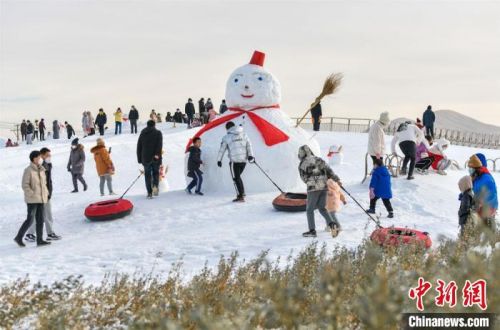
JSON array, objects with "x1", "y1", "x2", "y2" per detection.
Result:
[{"x1": 0, "y1": 123, "x2": 498, "y2": 285}]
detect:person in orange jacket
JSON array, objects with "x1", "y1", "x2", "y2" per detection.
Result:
[{"x1": 91, "y1": 138, "x2": 115, "y2": 196}]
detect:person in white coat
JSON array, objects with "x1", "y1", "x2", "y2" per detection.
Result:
[
  {"x1": 391, "y1": 121, "x2": 424, "y2": 180},
  {"x1": 367, "y1": 112, "x2": 390, "y2": 164},
  {"x1": 217, "y1": 121, "x2": 254, "y2": 202}
]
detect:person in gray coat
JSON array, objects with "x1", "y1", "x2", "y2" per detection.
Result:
[
  {"x1": 67, "y1": 138, "x2": 87, "y2": 193},
  {"x1": 298, "y1": 145, "x2": 341, "y2": 238},
  {"x1": 217, "y1": 121, "x2": 254, "y2": 202},
  {"x1": 52, "y1": 120, "x2": 60, "y2": 139}
]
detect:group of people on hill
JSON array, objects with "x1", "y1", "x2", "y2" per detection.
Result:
[
  {"x1": 20, "y1": 118, "x2": 77, "y2": 143},
  {"x1": 166, "y1": 98, "x2": 227, "y2": 128},
  {"x1": 12, "y1": 103, "x2": 497, "y2": 247},
  {"x1": 365, "y1": 107, "x2": 497, "y2": 236}
]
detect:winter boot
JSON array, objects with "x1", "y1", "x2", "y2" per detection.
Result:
[
  {"x1": 71, "y1": 189, "x2": 78, "y2": 193},
  {"x1": 233, "y1": 196, "x2": 245, "y2": 202},
  {"x1": 407, "y1": 176, "x2": 415, "y2": 180},
  {"x1": 302, "y1": 229, "x2": 317, "y2": 238},
  {"x1": 400, "y1": 168, "x2": 407, "y2": 176},
  {"x1": 329, "y1": 223, "x2": 340, "y2": 238},
  {"x1": 366, "y1": 208, "x2": 376, "y2": 214},
  {"x1": 14, "y1": 237, "x2": 25, "y2": 247},
  {"x1": 147, "y1": 193, "x2": 153, "y2": 199},
  {"x1": 195, "y1": 191, "x2": 204, "y2": 196},
  {"x1": 47, "y1": 233, "x2": 62, "y2": 241},
  {"x1": 25, "y1": 234, "x2": 36, "y2": 242},
  {"x1": 83, "y1": 184, "x2": 88, "y2": 191},
  {"x1": 185, "y1": 188, "x2": 192, "y2": 194},
  {"x1": 388, "y1": 212, "x2": 394, "y2": 218},
  {"x1": 37, "y1": 240, "x2": 51, "y2": 247},
  {"x1": 152, "y1": 186, "x2": 159, "y2": 196}
]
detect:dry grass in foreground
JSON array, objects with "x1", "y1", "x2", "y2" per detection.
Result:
[{"x1": 1, "y1": 227, "x2": 498, "y2": 329}]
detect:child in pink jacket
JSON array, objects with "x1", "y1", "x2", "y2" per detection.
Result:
[{"x1": 325, "y1": 179, "x2": 346, "y2": 231}]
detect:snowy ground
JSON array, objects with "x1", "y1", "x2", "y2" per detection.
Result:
[{"x1": 0, "y1": 123, "x2": 498, "y2": 285}]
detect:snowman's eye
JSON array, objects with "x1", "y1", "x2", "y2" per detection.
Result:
[
  {"x1": 257, "y1": 77, "x2": 263, "y2": 81},
  {"x1": 234, "y1": 78, "x2": 239, "y2": 83}
]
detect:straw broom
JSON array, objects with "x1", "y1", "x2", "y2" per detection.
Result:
[{"x1": 295, "y1": 73, "x2": 343, "y2": 127}]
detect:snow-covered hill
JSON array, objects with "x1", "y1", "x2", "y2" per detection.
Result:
[
  {"x1": 0, "y1": 123, "x2": 498, "y2": 285},
  {"x1": 392, "y1": 109, "x2": 500, "y2": 134}
]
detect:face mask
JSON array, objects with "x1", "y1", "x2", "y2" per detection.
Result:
[
  {"x1": 45, "y1": 157, "x2": 51, "y2": 164},
  {"x1": 71, "y1": 145, "x2": 77, "y2": 149},
  {"x1": 468, "y1": 168, "x2": 475, "y2": 175},
  {"x1": 37, "y1": 158, "x2": 43, "y2": 166}
]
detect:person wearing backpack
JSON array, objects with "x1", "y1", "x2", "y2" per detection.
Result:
[{"x1": 391, "y1": 121, "x2": 423, "y2": 180}]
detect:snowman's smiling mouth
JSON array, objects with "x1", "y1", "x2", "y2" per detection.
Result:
[{"x1": 241, "y1": 94, "x2": 254, "y2": 98}]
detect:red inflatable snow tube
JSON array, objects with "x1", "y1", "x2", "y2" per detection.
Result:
[
  {"x1": 84, "y1": 198, "x2": 133, "y2": 221},
  {"x1": 370, "y1": 227, "x2": 432, "y2": 249},
  {"x1": 272, "y1": 193, "x2": 307, "y2": 212}
]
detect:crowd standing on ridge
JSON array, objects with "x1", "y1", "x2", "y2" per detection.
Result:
[{"x1": 10, "y1": 103, "x2": 498, "y2": 247}]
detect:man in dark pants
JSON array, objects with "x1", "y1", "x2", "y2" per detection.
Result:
[
  {"x1": 310, "y1": 101, "x2": 322, "y2": 131},
  {"x1": 137, "y1": 120, "x2": 163, "y2": 199},
  {"x1": 14, "y1": 150, "x2": 51, "y2": 247},
  {"x1": 217, "y1": 121, "x2": 254, "y2": 202},
  {"x1": 185, "y1": 98, "x2": 195, "y2": 129},
  {"x1": 95, "y1": 108, "x2": 107, "y2": 136},
  {"x1": 128, "y1": 105, "x2": 139, "y2": 134},
  {"x1": 21, "y1": 119, "x2": 27, "y2": 141},
  {"x1": 422, "y1": 105, "x2": 436, "y2": 138}
]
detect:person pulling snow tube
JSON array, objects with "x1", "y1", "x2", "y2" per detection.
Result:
[
  {"x1": 370, "y1": 227, "x2": 432, "y2": 248},
  {"x1": 84, "y1": 198, "x2": 133, "y2": 221},
  {"x1": 272, "y1": 192, "x2": 307, "y2": 212}
]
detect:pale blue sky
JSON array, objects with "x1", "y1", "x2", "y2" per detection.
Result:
[{"x1": 1, "y1": 0, "x2": 499, "y2": 126}]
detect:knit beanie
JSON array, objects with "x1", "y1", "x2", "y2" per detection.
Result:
[
  {"x1": 475, "y1": 153, "x2": 487, "y2": 167},
  {"x1": 458, "y1": 175, "x2": 472, "y2": 193},
  {"x1": 71, "y1": 138, "x2": 79, "y2": 146},
  {"x1": 468, "y1": 154, "x2": 483, "y2": 169},
  {"x1": 379, "y1": 112, "x2": 390, "y2": 126}
]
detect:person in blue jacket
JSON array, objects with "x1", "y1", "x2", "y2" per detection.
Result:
[
  {"x1": 468, "y1": 153, "x2": 498, "y2": 226},
  {"x1": 422, "y1": 105, "x2": 436, "y2": 138},
  {"x1": 367, "y1": 158, "x2": 394, "y2": 218}
]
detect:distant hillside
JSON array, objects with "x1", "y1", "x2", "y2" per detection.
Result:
[{"x1": 392, "y1": 110, "x2": 500, "y2": 134}]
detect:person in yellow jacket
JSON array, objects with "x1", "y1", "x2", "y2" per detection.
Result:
[
  {"x1": 114, "y1": 108, "x2": 123, "y2": 135},
  {"x1": 14, "y1": 150, "x2": 51, "y2": 247},
  {"x1": 91, "y1": 138, "x2": 115, "y2": 196}
]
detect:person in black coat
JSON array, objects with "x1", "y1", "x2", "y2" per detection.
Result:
[
  {"x1": 128, "y1": 105, "x2": 139, "y2": 134},
  {"x1": 95, "y1": 108, "x2": 107, "y2": 136},
  {"x1": 198, "y1": 98, "x2": 207, "y2": 124},
  {"x1": 186, "y1": 137, "x2": 203, "y2": 195},
  {"x1": 64, "y1": 122, "x2": 76, "y2": 139},
  {"x1": 173, "y1": 109, "x2": 183, "y2": 123},
  {"x1": 422, "y1": 105, "x2": 436, "y2": 138},
  {"x1": 137, "y1": 120, "x2": 163, "y2": 198},
  {"x1": 219, "y1": 100, "x2": 228, "y2": 114},
  {"x1": 39, "y1": 119, "x2": 46, "y2": 141},
  {"x1": 310, "y1": 102, "x2": 322, "y2": 131},
  {"x1": 185, "y1": 98, "x2": 196, "y2": 128},
  {"x1": 20, "y1": 120, "x2": 27, "y2": 141}
]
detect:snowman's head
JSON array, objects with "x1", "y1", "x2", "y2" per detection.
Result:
[{"x1": 225, "y1": 51, "x2": 281, "y2": 109}]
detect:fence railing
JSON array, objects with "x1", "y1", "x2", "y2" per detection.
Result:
[
  {"x1": 293, "y1": 117, "x2": 500, "y2": 150},
  {"x1": 292, "y1": 117, "x2": 374, "y2": 133}
]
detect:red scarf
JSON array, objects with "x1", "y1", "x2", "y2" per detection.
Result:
[{"x1": 185, "y1": 104, "x2": 289, "y2": 152}]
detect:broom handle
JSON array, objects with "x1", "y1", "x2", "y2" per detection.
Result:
[
  {"x1": 340, "y1": 186, "x2": 382, "y2": 228},
  {"x1": 120, "y1": 171, "x2": 144, "y2": 199},
  {"x1": 295, "y1": 97, "x2": 321, "y2": 128}
]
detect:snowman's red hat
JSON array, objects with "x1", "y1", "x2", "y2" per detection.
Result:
[{"x1": 249, "y1": 50, "x2": 265, "y2": 67}]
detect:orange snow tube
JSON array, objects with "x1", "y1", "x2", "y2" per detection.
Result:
[
  {"x1": 272, "y1": 193, "x2": 307, "y2": 212},
  {"x1": 84, "y1": 198, "x2": 133, "y2": 221},
  {"x1": 370, "y1": 227, "x2": 432, "y2": 248}
]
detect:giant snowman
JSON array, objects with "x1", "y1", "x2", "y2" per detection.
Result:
[{"x1": 186, "y1": 50, "x2": 320, "y2": 193}]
